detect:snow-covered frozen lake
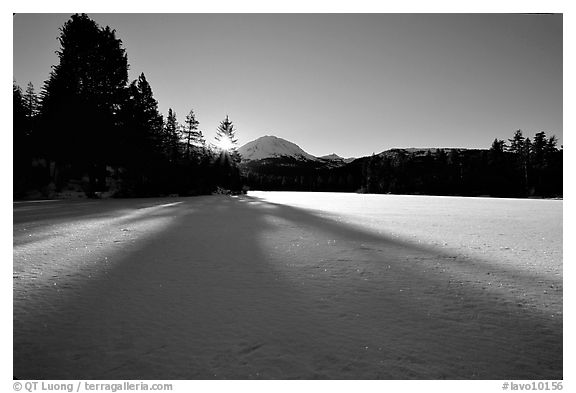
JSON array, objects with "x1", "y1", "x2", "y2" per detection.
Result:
[{"x1": 13, "y1": 192, "x2": 562, "y2": 379}]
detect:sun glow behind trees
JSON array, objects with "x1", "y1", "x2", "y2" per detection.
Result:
[
  {"x1": 214, "y1": 135, "x2": 236, "y2": 152},
  {"x1": 214, "y1": 115, "x2": 241, "y2": 161}
]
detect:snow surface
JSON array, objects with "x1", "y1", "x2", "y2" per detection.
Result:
[
  {"x1": 13, "y1": 192, "x2": 562, "y2": 379},
  {"x1": 238, "y1": 135, "x2": 319, "y2": 161}
]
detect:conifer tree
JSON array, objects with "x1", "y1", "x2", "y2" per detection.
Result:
[
  {"x1": 490, "y1": 138, "x2": 506, "y2": 153},
  {"x1": 24, "y1": 82, "x2": 39, "y2": 120},
  {"x1": 212, "y1": 115, "x2": 242, "y2": 191},
  {"x1": 521, "y1": 137, "x2": 532, "y2": 191},
  {"x1": 38, "y1": 13, "x2": 129, "y2": 190},
  {"x1": 119, "y1": 73, "x2": 164, "y2": 194},
  {"x1": 545, "y1": 135, "x2": 559, "y2": 157},
  {"x1": 14, "y1": 81, "x2": 42, "y2": 196},
  {"x1": 214, "y1": 115, "x2": 240, "y2": 163},
  {"x1": 22, "y1": 82, "x2": 39, "y2": 155},
  {"x1": 14, "y1": 83, "x2": 28, "y2": 178},
  {"x1": 164, "y1": 108, "x2": 180, "y2": 163},
  {"x1": 507, "y1": 129, "x2": 525, "y2": 154},
  {"x1": 13, "y1": 83, "x2": 26, "y2": 137},
  {"x1": 123, "y1": 73, "x2": 164, "y2": 160},
  {"x1": 532, "y1": 131, "x2": 547, "y2": 154},
  {"x1": 183, "y1": 109, "x2": 204, "y2": 159}
]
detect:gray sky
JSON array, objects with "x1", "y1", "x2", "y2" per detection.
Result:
[{"x1": 13, "y1": 13, "x2": 563, "y2": 157}]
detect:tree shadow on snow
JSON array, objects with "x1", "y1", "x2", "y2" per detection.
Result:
[{"x1": 13, "y1": 195, "x2": 562, "y2": 380}]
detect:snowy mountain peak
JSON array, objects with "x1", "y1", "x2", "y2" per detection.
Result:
[
  {"x1": 319, "y1": 153, "x2": 342, "y2": 160},
  {"x1": 238, "y1": 135, "x2": 318, "y2": 161},
  {"x1": 319, "y1": 153, "x2": 356, "y2": 164}
]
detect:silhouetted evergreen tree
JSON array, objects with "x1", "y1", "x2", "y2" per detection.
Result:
[
  {"x1": 522, "y1": 137, "x2": 532, "y2": 193},
  {"x1": 163, "y1": 108, "x2": 181, "y2": 163},
  {"x1": 172, "y1": 109, "x2": 212, "y2": 195},
  {"x1": 13, "y1": 83, "x2": 26, "y2": 139},
  {"x1": 119, "y1": 73, "x2": 165, "y2": 195},
  {"x1": 214, "y1": 115, "x2": 240, "y2": 161},
  {"x1": 507, "y1": 129, "x2": 525, "y2": 154},
  {"x1": 14, "y1": 82, "x2": 30, "y2": 196},
  {"x1": 502, "y1": 129, "x2": 527, "y2": 194},
  {"x1": 213, "y1": 115, "x2": 242, "y2": 191},
  {"x1": 486, "y1": 139, "x2": 510, "y2": 196},
  {"x1": 546, "y1": 135, "x2": 559, "y2": 156},
  {"x1": 542, "y1": 137, "x2": 562, "y2": 196},
  {"x1": 23, "y1": 83, "x2": 40, "y2": 158},
  {"x1": 490, "y1": 138, "x2": 506, "y2": 153},
  {"x1": 183, "y1": 109, "x2": 204, "y2": 159},
  {"x1": 533, "y1": 133, "x2": 561, "y2": 196},
  {"x1": 38, "y1": 13, "x2": 129, "y2": 193},
  {"x1": 24, "y1": 82, "x2": 39, "y2": 135},
  {"x1": 532, "y1": 132, "x2": 547, "y2": 164}
]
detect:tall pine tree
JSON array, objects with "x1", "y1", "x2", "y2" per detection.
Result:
[
  {"x1": 24, "y1": 82, "x2": 39, "y2": 122},
  {"x1": 14, "y1": 82, "x2": 29, "y2": 195},
  {"x1": 213, "y1": 115, "x2": 242, "y2": 191},
  {"x1": 38, "y1": 13, "x2": 129, "y2": 191},
  {"x1": 13, "y1": 83, "x2": 27, "y2": 139},
  {"x1": 119, "y1": 73, "x2": 165, "y2": 195},
  {"x1": 490, "y1": 138, "x2": 506, "y2": 153},
  {"x1": 183, "y1": 109, "x2": 205, "y2": 159},
  {"x1": 507, "y1": 129, "x2": 525, "y2": 154},
  {"x1": 214, "y1": 115, "x2": 240, "y2": 164},
  {"x1": 522, "y1": 137, "x2": 532, "y2": 191},
  {"x1": 123, "y1": 74, "x2": 164, "y2": 159},
  {"x1": 163, "y1": 108, "x2": 181, "y2": 163},
  {"x1": 23, "y1": 82, "x2": 39, "y2": 157}
]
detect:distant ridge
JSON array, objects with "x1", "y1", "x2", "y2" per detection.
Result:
[
  {"x1": 238, "y1": 135, "x2": 468, "y2": 164},
  {"x1": 378, "y1": 147, "x2": 469, "y2": 157},
  {"x1": 319, "y1": 153, "x2": 342, "y2": 160},
  {"x1": 318, "y1": 153, "x2": 356, "y2": 164}
]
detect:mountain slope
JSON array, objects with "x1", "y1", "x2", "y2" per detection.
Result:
[
  {"x1": 319, "y1": 153, "x2": 343, "y2": 161},
  {"x1": 319, "y1": 153, "x2": 356, "y2": 164},
  {"x1": 238, "y1": 135, "x2": 318, "y2": 161}
]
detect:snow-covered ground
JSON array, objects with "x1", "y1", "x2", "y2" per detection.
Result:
[{"x1": 13, "y1": 192, "x2": 562, "y2": 379}]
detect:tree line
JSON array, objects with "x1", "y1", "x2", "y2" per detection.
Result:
[
  {"x1": 243, "y1": 129, "x2": 562, "y2": 198},
  {"x1": 360, "y1": 130, "x2": 562, "y2": 197},
  {"x1": 14, "y1": 14, "x2": 242, "y2": 199}
]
